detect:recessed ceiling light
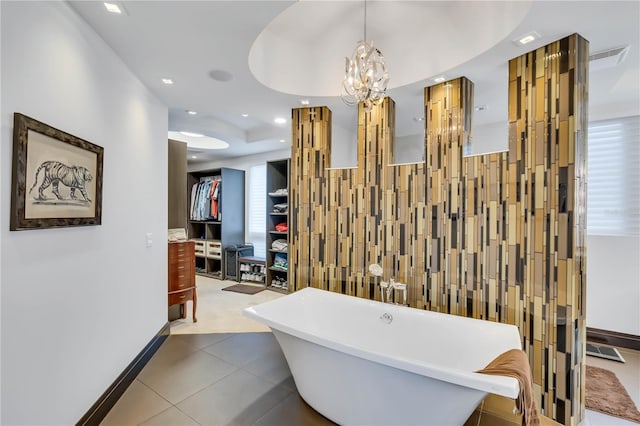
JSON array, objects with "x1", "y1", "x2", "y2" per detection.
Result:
[
  {"x1": 300, "y1": 100, "x2": 310, "y2": 106},
  {"x1": 433, "y1": 76, "x2": 446, "y2": 83},
  {"x1": 413, "y1": 116, "x2": 425, "y2": 122},
  {"x1": 274, "y1": 117, "x2": 287, "y2": 124},
  {"x1": 180, "y1": 131, "x2": 204, "y2": 137},
  {"x1": 513, "y1": 31, "x2": 541, "y2": 46},
  {"x1": 104, "y1": 2, "x2": 122, "y2": 14},
  {"x1": 241, "y1": 113, "x2": 249, "y2": 118},
  {"x1": 162, "y1": 78, "x2": 174, "y2": 85},
  {"x1": 475, "y1": 105, "x2": 488, "y2": 112},
  {"x1": 279, "y1": 139, "x2": 286, "y2": 143},
  {"x1": 520, "y1": 35, "x2": 535, "y2": 44},
  {"x1": 186, "y1": 110, "x2": 197, "y2": 115},
  {"x1": 191, "y1": 155, "x2": 197, "y2": 159}
]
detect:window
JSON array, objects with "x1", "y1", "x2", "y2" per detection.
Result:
[
  {"x1": 587, "y1": 115, "x2": 640, "y2": 236},
  {"x1": 248, "y1": 164, "x2": 266, "y2": 256}
]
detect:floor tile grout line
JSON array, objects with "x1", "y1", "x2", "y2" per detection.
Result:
[
  {"x1": 128, "y1": 379, "x2": 175, "y2": 425},
  {"x1": 169, "y1": 404, "x2": 204, "y2": 426},
  {"x1": 249, "y1": 392, "x2": 294, "y2": 426},
  {"x1": 173, "y1": 332, "x2": 236, "y2": 351},
  {"x1": 238, "y1": 365, "x2": 294, "y2": 388},
  {"x1": 137, "y1": 344, "x2": 241, "y2": 409},
  {"x1": 134, "y1": 404, "x2": 203, "y2": 426},
  {"x1": 166, "y1": 361, "x2": 240, "y2": 407}
]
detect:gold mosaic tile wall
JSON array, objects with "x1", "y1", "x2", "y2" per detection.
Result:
[{"x1": 289, "y1": 34, "x2": 588, "y2": 426}]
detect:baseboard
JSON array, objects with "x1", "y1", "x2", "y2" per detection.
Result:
[
  {"x1": 587, "y1": 327, "x2": 640, "y2": 351},
  {"x1": 76, "y1": 322, "x2": 171, "y2": 426}
]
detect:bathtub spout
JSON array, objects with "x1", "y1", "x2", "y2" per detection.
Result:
[
  {"x1": 378, "y1": 280, "x2": 393, "y2": 303},
  {"x1": 379, "y1": 279, "x2": 401, "y2": 304},
  {"x1": 387, "y1": 278, "x2": 395, "y2": 302}
]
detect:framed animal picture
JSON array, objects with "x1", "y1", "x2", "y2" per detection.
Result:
[{"x1": 10, "y1": 113, "x2": 104, "y2": 230}]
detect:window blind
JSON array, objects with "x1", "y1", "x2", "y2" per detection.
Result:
[
  {"x1": 587, "y1": 115, "x2": 640, "y2": 236},
  {"x1": 248, "y1": 164, "x2": 267, "y2": 256}
]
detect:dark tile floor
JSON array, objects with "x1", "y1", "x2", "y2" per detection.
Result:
[
  {"x1": 101, "y1": 332, "x2": 335, "y2": 425},
  {"x1": 102, "y1": 331, "x2": 639, "y2": 426}
]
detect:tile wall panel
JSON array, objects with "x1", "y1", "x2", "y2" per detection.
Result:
[{"x1": 289, "y1": 34, "x2": 587, "y2": 426}]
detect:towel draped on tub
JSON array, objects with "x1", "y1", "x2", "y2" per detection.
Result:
[{"x1": 476, "y1": 348, "x2": 541, "y2": 426}]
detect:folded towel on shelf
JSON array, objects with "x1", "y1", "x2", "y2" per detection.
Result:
[
  {"x1": 476, "y1": 349, "x2": 540, "y2": 426},
  {"x1": 273, "y1": 203, "x2": 288, "y2": 213},
  {"x1": 271, "y1": 239, "x2": 288, "y2": 252}
]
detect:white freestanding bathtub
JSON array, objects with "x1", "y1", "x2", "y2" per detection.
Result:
[{"x1": 244, "y1": 287, "x2": 522, "y2": 426}]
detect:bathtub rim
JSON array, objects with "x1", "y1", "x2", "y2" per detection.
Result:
[{"x1": 243, "y1": 287, "x2": 521, "y2": 399}]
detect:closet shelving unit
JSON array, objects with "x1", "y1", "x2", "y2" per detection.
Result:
[
  {"x1": 266, "y1": 159, "x2": 290, "y2": 293},
  {"x1": 188, "y1": 167, "x2": 245, "y2": 278},
  {"x1": 238, "y1": 256, "x2": 266, "y2": 284}
]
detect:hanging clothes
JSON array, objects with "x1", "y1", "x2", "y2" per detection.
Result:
[{"x1": 189, "y1": 177, "x2": 222, "y2": 221}]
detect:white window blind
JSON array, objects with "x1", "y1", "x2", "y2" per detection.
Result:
[
  {"x1": 587, "y1": 115, "x2": 640, "y2": 236},
  {"x1": 248, "y1": 164, "x2": 266, "y2": 256}
]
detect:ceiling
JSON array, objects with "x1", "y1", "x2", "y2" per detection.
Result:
[{"x1": 68, "y1": 1, "x2": 640, "y2": 164}]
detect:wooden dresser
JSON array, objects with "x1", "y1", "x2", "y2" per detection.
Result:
[{"x1": 168, "y1": 241, "x2": 197, "y2": 322}]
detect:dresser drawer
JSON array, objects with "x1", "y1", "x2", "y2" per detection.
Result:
[
  {"x1": 168, "y1": 289, "x2": 193, "y2": 306},
  {"x1": 169, "y1": 241, "x2": 194, "y2": 259},
  {"x1": 169, "y1": 266, "x2": 193, "y2": 291}
]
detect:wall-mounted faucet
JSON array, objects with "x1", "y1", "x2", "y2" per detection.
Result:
[{"x1": 379, "y1": 279, "x2": 408, "y2": 305}]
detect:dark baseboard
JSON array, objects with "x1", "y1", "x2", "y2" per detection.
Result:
[
  {"x1": 76, "y1": 322, "x2": 171, "y2": 426},
  {"x1": 587, "y1": 327, "x2": 640, "y2": 351}
]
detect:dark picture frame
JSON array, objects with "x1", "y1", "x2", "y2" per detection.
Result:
[{"x1": 10, "y1": 113, "x2": 104, "y2": 230}]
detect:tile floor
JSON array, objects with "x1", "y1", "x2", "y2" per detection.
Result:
[
  {"x1": 169, "y1": 276, "x2": 283, "y2": 335},
  {"x1": 103, "y1": 276, "x2": 640, "y2": 425}
]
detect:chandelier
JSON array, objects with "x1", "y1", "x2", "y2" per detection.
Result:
[{"x1": 341, "y1": 0, "x2": 389, "y2": 111}]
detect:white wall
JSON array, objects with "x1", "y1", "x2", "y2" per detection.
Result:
[
  {"x1": 587, "y1": 235, "x2": 640, "y2": 335},
  {"x1": 394, "y1": 134, "x2": 425, "y2": 164},
  {"x1": 331, "y1": 124, "x2": 357, "y2": 168},
  {"x1": 467, "y1": 121, "x2": 509, "y2": 156},
  {"x1": 0, "y1": 2, "x2": 3, "y2": 420},
  {"x1": 1, "y1": 2, "x2": 168, "y2": 424}
]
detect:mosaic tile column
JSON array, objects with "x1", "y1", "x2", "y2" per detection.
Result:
[
  {"x1": 290, "y1": 107, "x2": 332, "y2": 292},
  {"x1": 509, "y1": 34, "x2": 588, "y2": 425},
  {"x1": 291, "y1": 99, "x2": 427, "y2": 305},
  {"x1": 290, "y1": 32, "x2": 587, "y2": 426},
  {"x1": 424, "y1": 34, "x2": 588, "y2": 425}
]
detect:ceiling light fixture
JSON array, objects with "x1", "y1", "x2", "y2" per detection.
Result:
[
  {"x1": 168, "y1": 131, "x2": 229, "y2": 150},
  {"x1": 300, "y1": 100, "x2": 310, "y2": 106},
  {"x1": 433, "y1": 76, "x2": 446, "y2": 83},
  {"x1": 279, "y1": 139, "x2": 286, "y2": 143},
  {"x1": 186, "y1": 110, "x2": 197, "y2": 115},
  {"x1": 104, "y1": 2, "x2": 122, "y2": 14},
  {"x1": 513, "y1": 31, "x2": 541, "y2": 46},
  {"x1": 274, "y1": 117, "x2": 287, "y2": 124},
  {"x1": 191, "y1": 155, "x2": 197, "y2": 159},
  {"x1": 519, "y1": 35, "x2": 535, "y2": 44},
  {"x1": 241, "y1": 113, "x2": 249, "y2": 118},
  {"x1": 162, "y1": 78, "x2": 174, "y2": 85},
  {"x1": 180, "y1": 131, "x2": 204, "y2": 137},
  {"x1": 341, "y1": 0, "x2": 389, "y2": 112}
]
